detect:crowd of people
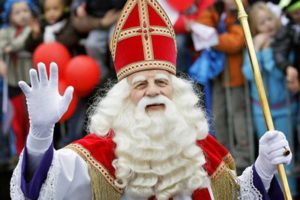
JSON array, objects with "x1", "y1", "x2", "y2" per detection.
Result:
[{"x1": 0, "y1": 0, "x2": 299, "y2": 198}]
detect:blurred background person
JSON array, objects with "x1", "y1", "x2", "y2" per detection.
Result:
[
  {"x1": 243, "y1": 2, "x2": 299, "y2": 196},
  {"x1": 0, "y1": 0, "x2": 39, "y2": 155},
  {"x1": 196, "y1": 0, "x2": 251, "y2": 170},
  {"x1": 273, "y1": 0, "x2": 300, "y2": 94},
  {"x1": 71, "y1": 0, "x2": 126, "y2": 82},
  {"x1": 25, "y1": 0, "x2": 84, "y2": 54},
  {"x1": 159, "y1": 0, "x2": 215, "y2": 74},
  {"x1": 273, "y1": 0, "x2": 300, "y2": 189}
]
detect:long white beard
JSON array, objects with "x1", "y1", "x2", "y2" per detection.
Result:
[
  {"x1": 112, "y1": 95, "x2": 210, "y2": 200},
  {"x1": 88, "y1": 77, "x2": 210, "y2": 199}
]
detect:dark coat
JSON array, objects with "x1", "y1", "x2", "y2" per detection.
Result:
[
  {"x1": 71, "y1": 0, "x2": 126, "y2": 18},
  {"x1": 25, "y1": 19, "x2": 85, "y2": 55},
  {"x1": 272, "y1": 23, "x2": 300, "y2": 75}
]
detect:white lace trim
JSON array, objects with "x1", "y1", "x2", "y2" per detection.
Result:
[
  {"x1": 10, "y1": 151, "x2": 59, "y2": 200},
  {"x1": 237, "y1": 166, "x2": 263, "y2": 200},
  {"x1": 38, "y1": 152, "x2": 58, "y2": 200},
  {"x1": 10, "y1": 152, "x2": 25, "y2": 200}
]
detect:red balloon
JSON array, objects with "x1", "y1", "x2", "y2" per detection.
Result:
[
  {"x1": 58, "y1": 81, "x2": 78, "y2": 122},
  {"x1": 33, "y1": 42, "x2": 71, "y2": 78},
  {"x1": 64, "y1": 55, "x2": 101, "y2": 97},
  {"x1": 166, "y1": 0, "x2": 195, "y2": 12}
]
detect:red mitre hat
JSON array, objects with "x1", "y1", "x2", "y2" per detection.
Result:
[{"x1": 110, "y1": 0, "x2": 177, "y2": 80}]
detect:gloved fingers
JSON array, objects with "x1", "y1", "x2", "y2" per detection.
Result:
[
  {"x1": 259, "y1": 130, "x2": 278, "y2": 144},
  {"x1": 18, "y1": 81, "x2": 31, "y2": 96},
  {"x1": 269, "y1": 146, "x2": 290, "y2": 160},
  {"x1": 37, "y1": 63, "x2": 48, "y2": 86},
  {"x1": 29, "y1": 69, "x2": 39, "y2": 90},
  {"x1": 49, "y1": 62, "x2": 58, "y2": 87},
  {"x1": 267, "y1": 131, "x2": 286, "y2": 144},
  {"x1": 259, "y1": 130, "x2": 286, "y2": 145},
  {"x1": 60, "y1": 86, "x2": 74, "y2": 114},
  {"x1": 268, "y1": 139, "x2": 289, "y2": 153},
  {"x1": 271, "y1": 153, "x2": 292, "y2": 165}
]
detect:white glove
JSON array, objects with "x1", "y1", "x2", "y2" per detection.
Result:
[
  {"x1": 255, "y1": 130, "x2": 292, "y2": 191},
  {"x1": 19, "y1": 62, "x2": 73, "y2": 152}
]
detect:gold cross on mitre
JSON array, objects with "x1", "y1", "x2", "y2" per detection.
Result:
[{"x1": 110, "y1": 0, "x2": 176, "y2": 62}]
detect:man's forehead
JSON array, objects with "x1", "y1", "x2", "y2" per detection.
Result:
[{"x1": 129, "y1": 70, "x2": 171, "y2": 83}]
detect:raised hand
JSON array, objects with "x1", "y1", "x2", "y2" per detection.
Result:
[
  {"x1": 253, "y1": 33, "x2": 269, "y2": 51},
  {"x1": 19, "y1": 62, "x2": 73, "y2": 138}
]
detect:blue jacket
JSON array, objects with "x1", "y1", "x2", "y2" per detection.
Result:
[{"x1": 242, "y1": 48, "x2": 298, "y2": 116}]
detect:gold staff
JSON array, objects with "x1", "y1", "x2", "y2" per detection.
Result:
[{"x1": 233, "y1": 0, "x2": 292, "y2": 199}]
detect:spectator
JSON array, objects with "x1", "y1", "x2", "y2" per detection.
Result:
[
  {"x1": 272, "y1": 0, "x2": 300, "y2": 94},
  {"x1": 196, "y1": 0, "x2": 250, "y2": 169},
  {"x1": 243, "y1": 2, "x2": 299, "y2": 196},
  {"x1": 273, "y1": 0, "x2": 300, "y2": 172},
  {"x1": 25, "y1": 0, "x2": 84, "y2": 54},
  {"x1": 159, "y1": 0, "x2": 215, "y2": 74},
  {"x1": 71, "y1": 0, "x2": 126, "y2": 81},
  {"x1": 0, "y1": 0, "x2": 39, "y2": 155}
]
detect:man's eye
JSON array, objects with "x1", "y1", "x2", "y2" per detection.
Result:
[
  {"x1": 157, "y1": 80, "x2": 168, "y2": 86},
  {"x1": 135, "y1": 83, "x2": 146, "y2": 89}
]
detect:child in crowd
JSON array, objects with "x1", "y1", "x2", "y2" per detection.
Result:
[
  {"x1": 273, "y1": 0, "x2": 300, "y2": 93},
  {"x1": 159, "y1": 0, "x2": 215, "y2": 73},
  {"x1": 25, "y1": 0, "x2": 88, "y2": 148},
  {"x1": 71, "y1": 0, "x2": 126, "y2": 81},
  {"x1": 196, "y1": 0, "x2": 250, "y2": 169},
  {"x1": 0, "y1": 0, "x2": 38, "y2": 155},
  {"x1": 243, "y1": 2, "x2": 298, "y2": 196},
  {"x1": 273, "y1": 0, "x2": 300, "y2": 176},
  {"x1": 25, "y1": 0, "x2": 83, "y2": 54}
]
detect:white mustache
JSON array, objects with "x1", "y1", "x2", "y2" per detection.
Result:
[{"x1": 137, "y1": 95, "x2": 169, "y2": 110}]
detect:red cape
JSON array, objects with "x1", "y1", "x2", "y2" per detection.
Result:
[{"x1": 71, "y1": 131, "x2": 234, "y2": 199}]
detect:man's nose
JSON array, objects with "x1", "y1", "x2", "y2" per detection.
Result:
[{"x1": 145, "y1": 84, "x2": 160, "y2": 97}]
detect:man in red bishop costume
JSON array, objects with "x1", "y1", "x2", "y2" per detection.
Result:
[{"x1": 10, "y1": 0, "x2": 292, "y2": 199}]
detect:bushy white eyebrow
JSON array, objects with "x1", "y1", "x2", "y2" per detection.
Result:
[
  {"x1": 155, "y1": 73, "x2": 169, "y2": 81},
  {"x1": 131, "y1": 75, "x2": 146, "y2": 85},
  {"x1": 131, "y1": 73, "x2": 170, "y2": 85}
]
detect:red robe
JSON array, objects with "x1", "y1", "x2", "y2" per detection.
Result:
[{"x1": 68, "y1": 131, "x2": 237, "y2": 200}]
